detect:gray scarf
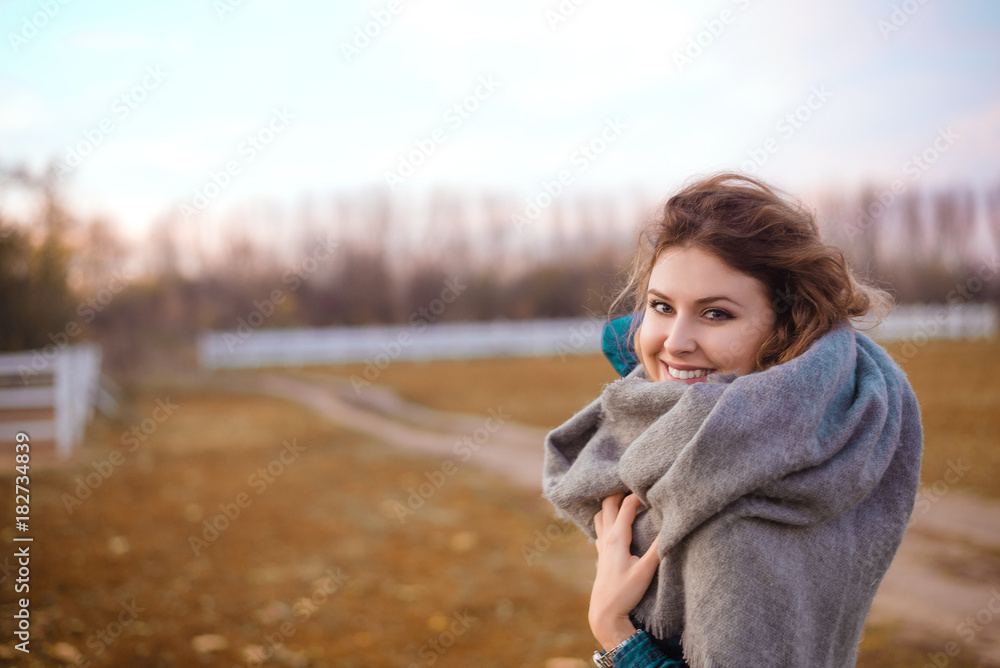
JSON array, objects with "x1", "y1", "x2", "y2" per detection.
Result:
[{"x1": 542, "y1": 319, "x2": 923, "y2": 667}]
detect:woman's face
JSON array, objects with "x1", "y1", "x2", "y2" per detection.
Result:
[{"x1": 637, "y1": 245, "x2": 777, "y2": 383}]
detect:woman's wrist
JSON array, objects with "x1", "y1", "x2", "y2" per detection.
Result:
[{"x1": 590, "y1": 615, "x2": 638, "y2": 652}]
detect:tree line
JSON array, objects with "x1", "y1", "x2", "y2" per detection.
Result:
[{"x1": 1, "y1": 163, "x2": 997, "y2": 379}]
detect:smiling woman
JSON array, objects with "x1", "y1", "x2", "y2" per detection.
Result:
[
  {"x1": 542, "y1": 173, "x2": 923, "y2": 668},
  {"x1": 617, "y1": 172, "x2": 894, "y2": 382},
  {"x1": 638, "y1": 246, "x2": 777, "y2": 383}
]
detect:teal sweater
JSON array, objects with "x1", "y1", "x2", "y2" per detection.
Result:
[
  {"x1": 601, "y1": 314, "x2": 641, "y2": 377},
  {"x1": 612, "y1": 629, "x2": 687, "y2": 667}
]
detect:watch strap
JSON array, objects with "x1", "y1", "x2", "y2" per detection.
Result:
[{"x1": 592, "y1": 628, "x2": 644, "y2": 667}]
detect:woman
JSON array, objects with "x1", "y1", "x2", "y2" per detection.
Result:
[{"x1": 541, "y1": 173, "x2": 923, "y2": 667}]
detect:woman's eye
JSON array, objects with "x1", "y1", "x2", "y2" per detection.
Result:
[
  {"x1": 648, "y1": 299, "x2": 671, "y2": 314},
  {"x1": 648, "y1": 299, "x2": 732, "y2": 321},
  {"x1": 705, "y1": 308, "x2": 733, "y2": 321}
]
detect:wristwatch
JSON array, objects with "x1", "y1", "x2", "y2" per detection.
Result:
[{"x1": 592, "y1": 629, "x2": 644, "y2": 667}]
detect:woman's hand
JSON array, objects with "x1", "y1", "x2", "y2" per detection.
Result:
[{"x1": 588, "y1": 492, "x2": 661, "y2": 652}]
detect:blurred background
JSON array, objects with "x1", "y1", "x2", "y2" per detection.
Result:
[{"x1": 1, "y1": 0, "x2": 999, "y2": 666}]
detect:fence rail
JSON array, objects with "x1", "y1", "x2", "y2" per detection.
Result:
[
  {"x1": 198, "y1": 303, "x2": 998, "y2": 370},
  {"x1": 0, "y1": 343, "x2": 104, "y2": 458}
]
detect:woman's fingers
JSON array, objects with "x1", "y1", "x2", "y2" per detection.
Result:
[
  {"x1": 603, "y1": 492, "x2": 626, "y2": 515},
  {"x1": 594, "y1": 492, "x2": 647, "y2": 551},
  {"x1": 588, "y1": 498, "x2": 662, "y2": 649},
  {"x1": 646, "y1": 534, "x2": 662, "y2": 561},
  {"x1": 640, "y1": 533, "x2": 660, "y2": 565},
  {"x1": 616, "y1": 492, "x2": 643, "y2": 526},
  {"x1": 630, "y1": 533, "x2": 661, "y2": 584},
  {"x1": 594, "y1": 492, "x2": 626, "y2": 539},
  {"x1": 606, "y1": 492, "x2": 641, "y2": 533}
]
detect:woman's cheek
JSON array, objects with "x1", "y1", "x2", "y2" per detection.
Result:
[
  {"x1": 710, "y1": 336, "x2": 741, "y2": 373},
  {"x1": 635, "y1": 326, "x2": 652, "y2": 377}
]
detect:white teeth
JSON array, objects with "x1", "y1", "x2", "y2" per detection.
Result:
[{"x1": 667, "y1": 366, "x2": 714, "y2": 380}]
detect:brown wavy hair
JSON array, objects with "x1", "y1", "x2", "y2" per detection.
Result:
[{"x1": 608, "y1": 172, "x2": 894, "y2": 374}]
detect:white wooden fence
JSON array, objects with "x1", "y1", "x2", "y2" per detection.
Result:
[
  {"x1": 197, "y1": 317, "x2": 607, "y2": 369},
  {"x1": 856, "y1": 302, "x2": 998, "y2": 342},
  {"x1": 198, "y1": 303, "x2": 998, "y2": 369},
  {"x1": 0, "y1": 343, "x2": 106, "y2": 458}
]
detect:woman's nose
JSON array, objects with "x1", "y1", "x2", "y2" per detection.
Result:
[{"x1": 664, "y1": 315, "x2": 697, "y2": 356}]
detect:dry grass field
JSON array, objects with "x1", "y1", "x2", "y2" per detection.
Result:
[
  {"x1": 0, "y1": 390, "x2": 601, "y2": 667},
  {"x1": 301, "y1": 335, "x2": 1000, "y2": 500},
  {"x1": 0, "y1": 334, "x2": 996, "y2": 666}
]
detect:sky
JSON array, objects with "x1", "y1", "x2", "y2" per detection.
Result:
[{"x1": 1, "y1": 0, "x2": 999, "y2": 245}]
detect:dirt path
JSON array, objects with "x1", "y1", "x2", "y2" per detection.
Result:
[
  {"x1": 241, "y1": 372, "x2": 548, "y2": 490},
  {"x1": 235, "y1": 371, "x2": 1000, "y2": 666}
]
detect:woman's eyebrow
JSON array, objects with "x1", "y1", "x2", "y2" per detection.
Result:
[{"x1": 647, "y1": 288, "x2": 742, "y2": 307}]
